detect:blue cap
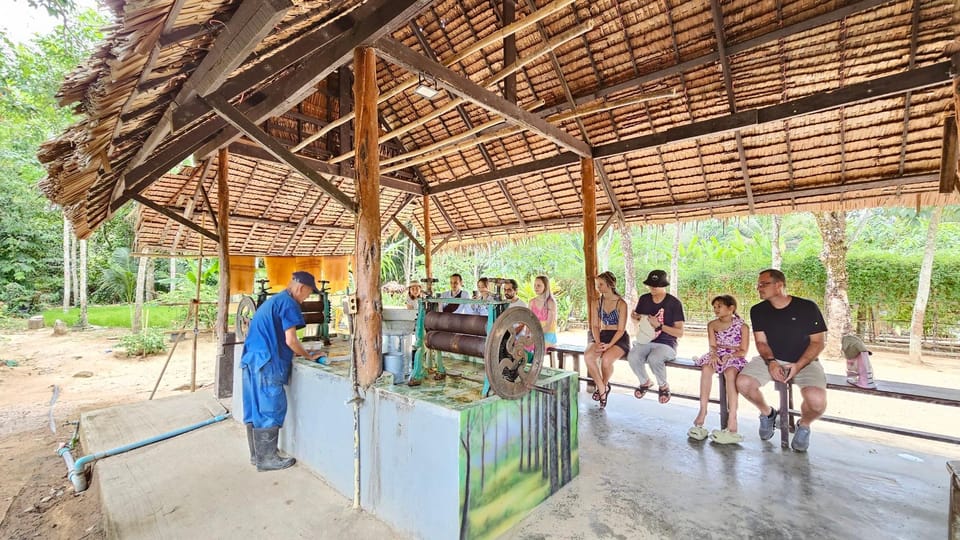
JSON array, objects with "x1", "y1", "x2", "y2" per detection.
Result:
[{"x1": 292, "y1": 271, "x2": 320, "y2": 294}]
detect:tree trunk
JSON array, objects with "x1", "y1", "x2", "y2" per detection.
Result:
[
  {"x1": 70, "y1": 225, "x2": 79, "y2": 307},
  {"x1": 519, "y1": 398, "x2": 525, "y2": 471},
  {"x1": 548, "y1": 391, "x2": 558, "y2": 493},
  {"x1": 909, "y1": 207, "x2": 941, "y2": 363},
  {"x1": 814, "y1": 211, "x2": 852, "y2": 359},
  {"x1": 534, "y1": 389, "x2": 541, "y2": 469},
  {"x1": 619, "y1": 220, "x2": 638, "y2": 334},
  {"x1": 145, "y1": 255, "x2": 156, "y2": 301},
  {"x1": 459, "y1": 414, "x2": 472, "y2": 540},
  {"x1": 133, "y1": 249, "x2": 149, "y2": 333},
  {"x1": 771, "y1": 215, "x2": 783, "y2": 269},
  {"x1": 79, "y1": 239, "x2": 88, "y2": 328},
  {"x1": 169, "y1": 256, "x2": 177, "y2": 292},
  {"x1": 62, "y1": 217, "x2": 71, "y2": 312},
  {"x1": 670, "y1": 223, "x2": 680, "y2": 297}
]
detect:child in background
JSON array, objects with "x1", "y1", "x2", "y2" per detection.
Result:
[{"x1": 689, "y1": 295, "x2": 750, "y2": 444}]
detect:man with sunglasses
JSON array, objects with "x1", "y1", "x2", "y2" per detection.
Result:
[{"x1": 736, "y1": 268, "x2": 827, "y2": 452}]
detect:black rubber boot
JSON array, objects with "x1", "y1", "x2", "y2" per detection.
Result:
[
  {"x1": 245, "y1": 423, "x2": 256, "y2": 465},
  {"x1": 253, "y1": 427, "x2": 296, "y2": 471}
]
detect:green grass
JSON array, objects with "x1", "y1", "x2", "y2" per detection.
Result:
[{"x1": 42, "y1": 304, "x2": 184, "y2": 329}]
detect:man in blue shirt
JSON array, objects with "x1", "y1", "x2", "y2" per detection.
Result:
[{"x1": 241, "y1": 271, "x2": 323, "y2": 471}]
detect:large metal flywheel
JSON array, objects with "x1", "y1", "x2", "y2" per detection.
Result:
[{"x1": 483, "y1": 307, "x2": 545, "y2": 399}]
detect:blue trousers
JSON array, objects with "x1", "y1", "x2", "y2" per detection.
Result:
[{"x1": 241, "y1": 356, "x2": 288, "y2": 428}]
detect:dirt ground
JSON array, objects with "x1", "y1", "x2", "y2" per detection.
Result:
[
  {"x1": 0, "y1": 326, "x2": 216, "y2": 539},
  {"x1": 0, "y1": 324, "x2": 956, "y2": 538}
]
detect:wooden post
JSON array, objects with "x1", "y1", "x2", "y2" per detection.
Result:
[
  {"x1": 949, "y1": 460, "x2": 960, "y2": 539},
  {"x1": 215, "y1": 149, "x2": 232, "y2": 398},
  {"x1": 423, "y1": 194, "x2": 432, "y2": 281},
  {"x1": 216, "y1": 148, "x2": 231, "y2": 345},
  {"x1": 353, "y1": 46, "x2": 383, "y2": 389},
  {"x1": 582, "y1": 157, "x2": 598, "y2": 332}
]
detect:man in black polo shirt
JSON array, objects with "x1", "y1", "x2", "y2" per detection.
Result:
[{"x1": 736, "y1": 269, "x2": 827, "y2": 452}]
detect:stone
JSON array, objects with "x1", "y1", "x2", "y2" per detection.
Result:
[
  {"x1": 27, "y1": 316, "x2": 44, "y2": 330},
  {"x1": 52, "y1": 320, "x2": 69, "y2": 336},
  {"x1": 73, "y1": 371, "x2": 94, "y2": 378}
]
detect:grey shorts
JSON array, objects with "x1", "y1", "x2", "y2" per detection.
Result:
[{"x1": 740, "y1": 356, "x2": 827, "y2": 389}]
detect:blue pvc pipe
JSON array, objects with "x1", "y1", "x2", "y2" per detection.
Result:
[{"x1": 66, "y1": 412, "x2": 231, "y2": 492}]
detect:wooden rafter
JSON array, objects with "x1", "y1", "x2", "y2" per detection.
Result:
[
  {"x1": 227, "y1": 140, "x2": 422, "y2": 194},
  {"x1": 535, "y1": 0, "x2": 896, "y2": 119},
  {"x1": 134, "y1": 194, "x2": 219, "y2": 243},
  {"x1": 374, "y1": 37, "x2": 591, "y2": 158},
  {"x1": 123, "y1": 0, "x2": 292, "y2": 173},
  {"x1": 436, "y1": 173, "x2": 940, "y2": 239},
  {"x1": 204, "y1": 92, "x2": 357, "y2": 214},
  {"x1": 113, "y1": 0, "x2": 433, "y2": 212}
]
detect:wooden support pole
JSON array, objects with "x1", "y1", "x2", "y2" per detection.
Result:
[
  {"x1": 216, "y1": 149, "x2": 231, "y2": 346},
  {"x1": 423, "y1": 194, "x2": 432, "y2": 281},
  {"x1": 353, "y1": 47, "x2": 383, "y2": 389},
  {"x1": 582, "y1": 158, "x2": 598, "y2": 332}
]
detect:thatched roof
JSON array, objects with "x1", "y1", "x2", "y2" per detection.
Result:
[{"x1": 39, "y1": 0, "x2": 960, "y2": 254}]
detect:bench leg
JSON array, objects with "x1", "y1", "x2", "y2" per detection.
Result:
[
  {"x1": 718, "y1": 372, "x2": 729, "y2": 430},
  {"x1": 776, "y1": 382, "x2": 790, "y2": 448}
]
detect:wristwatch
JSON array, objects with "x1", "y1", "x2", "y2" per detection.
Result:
[
  {"x1": 763, "y1": 357, "x2": 776, "y2": 365},
  {"x1": 655, "y1": 324, "x2": 663, "y2": 331}
]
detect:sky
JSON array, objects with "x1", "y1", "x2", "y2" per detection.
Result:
[{"x1": 1, "y1": 0, "x2": 101, "y2": 44}]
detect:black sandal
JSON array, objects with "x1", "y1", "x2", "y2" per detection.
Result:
[
  {"x1": 634, "y1": 383, "x2": 653, "y2": 399},
  {"x1": 599, "y1": 386, "x2": 612, "y2": 409},
  {"x1": 592, "y1": 387, "x2": 601, "y2": 401},
  {"x1": 658, "y1": 386, "x2": 671, "y2": 404}
]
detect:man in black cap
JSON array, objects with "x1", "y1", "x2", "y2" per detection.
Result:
[
  {"x1": 627, "y1": 269, "x2": 685, "y2": 404},
  {"x1": 240, "y1": 271, "x2": 323, "y2": 471}
]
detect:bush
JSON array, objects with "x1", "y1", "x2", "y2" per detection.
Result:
[
  {"x1": 118, "y1": 329, "x2": 167, "y2": 357},
  {"x1": 0, "y1": 282, "x2": 40, "y2": 315}
]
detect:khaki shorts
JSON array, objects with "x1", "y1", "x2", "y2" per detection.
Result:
[{"x1": 740, "y1": 356, "x2": 827, "y2": 389}]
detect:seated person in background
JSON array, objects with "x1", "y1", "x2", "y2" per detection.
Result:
[
  {"x1": 584, "y1": 271, "x2": 630, "y2": 409},
  {"x1": 529, "y1": 275, "x2": 558, "y2": 348},
  {"x1": 466, "y1": 277, "x2": 492, "y2": 316},
  {"x1": 689, "y1": 295, "x2": 749, "y2": 445},
  {"x1": 439, "y1": 273, "x2": 468, "y2": 313},
  {"x1": 502, "y1": 279, "x2": 526, "y2": 308},
  {"x1": 627, "y1": 269, "x2": 685, "y2": 405},
  {"x1": 404, "y1": 281, "x2": 424, "y2": 310}
]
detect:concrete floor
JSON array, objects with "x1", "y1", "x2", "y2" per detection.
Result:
[{"x1": 83, "y1": 390, "x2": 955, "y2": 539}]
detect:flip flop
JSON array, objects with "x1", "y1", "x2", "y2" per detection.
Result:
[
  {"x1": 687, "y1": 425, "x2": 708, "y2": 441},
  {"x1": 657, "y1": 386, "x2": 671, "y2": 404},
  {"x1": 634, "y1": 383, "x2": 653, "y2": 399},
  {"x1": 710, "y1": 429, "x2": 744, "y2": 445},
  {"x1": 592, "y1": 388, "x2": 602, "y2": 401}
]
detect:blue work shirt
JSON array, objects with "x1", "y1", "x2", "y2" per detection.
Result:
[{"x1": 240, "y1": 290, "x2": 305, "y2": 382}]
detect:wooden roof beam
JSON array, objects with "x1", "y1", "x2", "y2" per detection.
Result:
[
  {"x1": 595, "y1": 61, "x2": 953, "y2": 159},
  {"x1": 114, "y1": 0, "x2": 431, "y2": 212},
  {"x1": 156, "y1": 207, "x2": 354, "y2": 233},
  {"x1": 122, "y1": 0, "x2": 292, "y2": 174},
  {"x1": 227, "y1": 140, "x2": 423, "y2": 195},
  {"x1": 203, "y1": 93, "x2": 357, "y2": 214},
  {"x1": 133, "y1": 194, "x2": 219, "y2": 243},
  {"x1": 440, "y1": 61, "x2": 953, "y2": 195},
  {"x1": 374, "y1": 37, "x2": 591, "y2": 158},
  {"x1": 535, "y1": 0, "x2": 897, "y2": 118},
  {"x1": 437, "y1": 173, "x2": 939, "y2": 239}
]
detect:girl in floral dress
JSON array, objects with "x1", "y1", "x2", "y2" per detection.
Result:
[{"x1": 689, "y1": 295, "x2": 750, "y2": 444}]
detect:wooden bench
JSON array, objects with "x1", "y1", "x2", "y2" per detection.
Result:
[
  {"x1": 948, "y1": 461, "x2": 960, "y2": 539},
  {"x1": 776, "y1": 373, "x2": 960, "y2": 447},
  {"x1": 547, "y1": 344, "x2": 732, "y2": 428},
  {"x1": 549, "y1": 344, "x2": 960, "y2": 445}
]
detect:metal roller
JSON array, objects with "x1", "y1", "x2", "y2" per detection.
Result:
[
  {"x1": 425, "y1": 331, "x2": 486, "y2": 358},
  {"x1": 423, "y1": 312, "x2": 488, "y2": 336}
]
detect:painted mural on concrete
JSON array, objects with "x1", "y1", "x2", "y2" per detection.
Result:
[{"x1": 458, "y1": 372, "x2": 579, "y2": 540}]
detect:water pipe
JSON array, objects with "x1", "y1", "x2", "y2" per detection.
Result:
[{"x1": 61, "y1": 412, "x2": 231, "y2": 493}]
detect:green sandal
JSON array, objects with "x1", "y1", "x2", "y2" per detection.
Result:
[{"x1": 687, "y1": 425, "x2": 708, "y2": 441}]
